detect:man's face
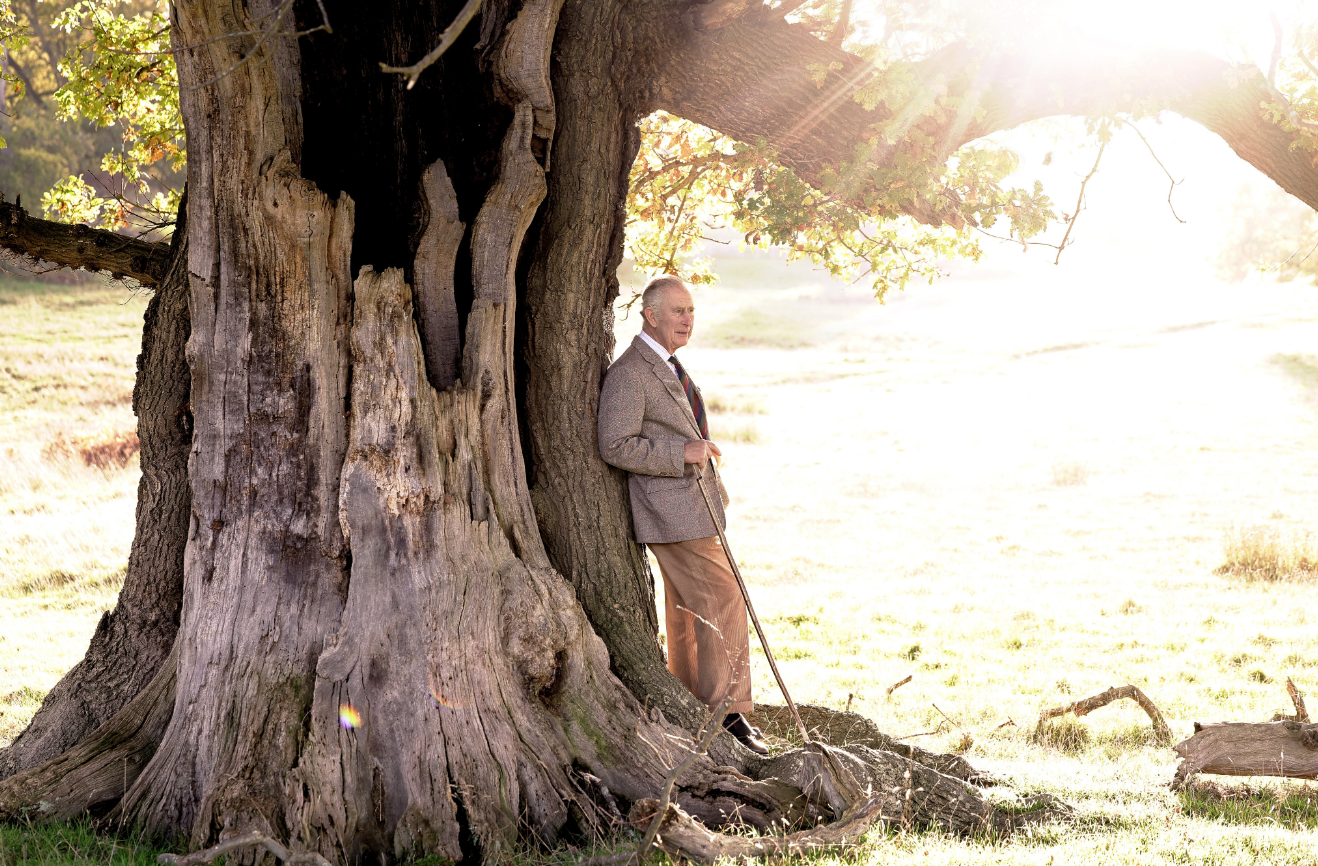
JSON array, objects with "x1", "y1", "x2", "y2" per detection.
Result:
[{"x1": 643, "y1": 284, "x2": 695, "y2": 353}]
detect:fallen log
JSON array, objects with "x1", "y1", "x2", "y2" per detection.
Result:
[
  {"x1": 1035, "y1": 684, "x2": 1172, "y2": 745},
  {"x1": 1171, "y1": 720, "x2": 1318, "y2": 788}
]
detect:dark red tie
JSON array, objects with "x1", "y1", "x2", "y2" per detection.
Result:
[{"x1": 669, "y1": 355, "x2": 709, "y2": 440}]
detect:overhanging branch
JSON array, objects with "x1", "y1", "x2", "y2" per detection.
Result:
[
  {"x1": 650, "y1": 20, "x2": 1318, "y2": 224},
  {"x1": 0, "y1": 198, "x2": 173, "y2": 285}
]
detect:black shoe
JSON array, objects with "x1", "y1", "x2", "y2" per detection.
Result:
[{"x1": 723, "y1": 713, "x2": 770, "y2": 755}]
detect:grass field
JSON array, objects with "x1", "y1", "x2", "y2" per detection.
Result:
[
  {"x1": 2, "y1": 253, "x2": 1318, "y2": 864},
  {"x1": 0, "y1": 274, "x2": 146, "y2": 747}
]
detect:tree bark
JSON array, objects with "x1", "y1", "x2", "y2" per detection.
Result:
[
  {"x1": 0, "y1": 207, "x2": 190, "y2": 781},
  {"x1": 0, "y1": 199, "x2": 172, "y2": 284},
  {"x1": 1172, "y1": 721, "x2": 1318, "y2": 788},
  {"x1": 522, "y1": 0, "x2": 714, "y2": 737}
]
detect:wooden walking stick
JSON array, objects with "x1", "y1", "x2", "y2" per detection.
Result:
[{"x1": 695, "y1": 469, "x2": 812, "y2": 745}]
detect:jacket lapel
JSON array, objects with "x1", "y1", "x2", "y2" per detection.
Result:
[{"x1": 632, "y1": 335, "x2": 703, "y2": 439}]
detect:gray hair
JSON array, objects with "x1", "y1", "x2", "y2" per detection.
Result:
[{"x1": 641, "y1": 275, "x2": 686, "y2": 314}]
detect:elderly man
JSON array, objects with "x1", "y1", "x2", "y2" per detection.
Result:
[{"x1": 597, "y1": 275, "x2": 769, "y2": 755}]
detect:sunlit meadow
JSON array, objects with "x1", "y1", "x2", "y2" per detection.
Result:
[{"x1": 0, "y1": 274, "x2": 146, "y2": 747}]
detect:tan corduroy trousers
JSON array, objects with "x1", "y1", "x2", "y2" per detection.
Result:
[{"x1": 649, "y1": 536, "x2": 752, "y2": 714}]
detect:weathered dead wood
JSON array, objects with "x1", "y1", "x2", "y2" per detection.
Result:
[
  {"x1": 629, "y1": 754, "x2": 1065, "y2": 862},
  {"x1": 156, "y1": 831, "x2": 331, "y2": 866},
  {"x1": 583, "y1": 699, "x2": 734, "y2": 866},
  {"x1": 1172, "y1": 721, "x2": 1318, "y2": 789},
  {"x1": 629, "y1": 794, "x2": 894, "y2": 862},
  {"x1": 751, "y1": 703, "x2": 990, "y2": 784},
  {"x1": 1271, "y1": 677, "x2": 1310, "y2": 723},
  {"x1": 0, "y1": 198, "x2": 171, "y2": 285},
  {"x1": 0, "y1": 643, "x2": 176, "y2": 820},
  {"x1": 1036, "y1": 685, "x2": 1172, "y2": 745},
  {"x1": 886, "y1": 675, "x2": 912, "y2": 696},
  {"x1": 413, "y1": 160, "x2": 466, "y2": 390},
  {"x1": 761, "y1": 743, "x2": 1027, "y2": 836}
]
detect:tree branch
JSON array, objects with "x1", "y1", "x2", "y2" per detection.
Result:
[
  {"x1": 1127, "y1": 123, "x2": 1186, "y2": 224},
  {"x1": 650, "y1": 21, "x2": 1318, "y2": 224},
  {"x1": 1053, "y1": 140, "x2": 1105, "y2": 264},
  {"x1": 0, "y1": 197, "x2": 172, "y2": 285},
  {"x1": 379, "y1": 0, "x2": 482, "y2": 89},
  {"x1": 826, "y1": 0, "x2": 851, "y2": 47}
]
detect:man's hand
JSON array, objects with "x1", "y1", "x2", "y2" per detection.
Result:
[{"x1": 683, "y1": 439, "x2": 722, "y2": 467}]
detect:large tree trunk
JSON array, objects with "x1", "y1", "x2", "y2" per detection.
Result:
[
  {"x1": 0, "y1": 0, "x2": 884, "y2": 857},
  {"x1": 11, "y1": 0, "x2": 1318, "y2": 860}
]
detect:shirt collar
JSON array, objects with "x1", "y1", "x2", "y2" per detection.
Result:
[{"x1": 638, "y1": 330, "x2": 676, "y2": 373}]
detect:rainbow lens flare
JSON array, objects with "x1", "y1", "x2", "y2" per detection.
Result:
[
  {"x1": 339, "y1": 703, "x2": 362, "y2": 729},
  {"x1": 427, "y1": 669, "x2": 465, "y2": 710}
]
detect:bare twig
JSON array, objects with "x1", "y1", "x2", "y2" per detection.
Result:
[
  {"x1": 1054, "y1": 140, "x2": 1106, "y2": 265},
  {"x1": 379, "y1": 0, "x2": 482, "y2": 90},
  {"x1": 157, "y1": 832, "x2": 331, "y2": 866},
  {"x1": 1127, "y1": 123, "x2": 1185, "y2": 224},
  {"x1": 1288, "y1": 677, "x2": 1310, "y2": 723},
  {"x1": 1036, "y1": 684, "x2": 1171, "y2": 744},
  {"x1": 996, "y1": 718, "x2": 1016, "y2": 729},
  {"x1": 886, "y1": 675, "x2": 912, "y2": 696}
]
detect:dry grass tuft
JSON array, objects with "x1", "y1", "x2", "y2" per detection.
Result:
[
  {"x1": 43, "y1": 428, "x2": 140, "y2": 469},
  {"x1": 1032, "y1": 717, "x2": 1091, "y2": 752},
  {"x1": 1216, "y1": 525, "x2": 1318, "y2": 582},
  {"x1": 705, "y1": 394, "x2": 767, "y2": 415},
  {"x1": 713, "y1": 419, "x2": 763, "y2": 444},
  {"x1": 1050, "y1": 460, "x2": 1090, "y2": 487}
]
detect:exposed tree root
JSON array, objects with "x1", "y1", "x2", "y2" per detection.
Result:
[
  {"x1": 630, "y1": 794, "x2": 893, "y2": 862},
  {"x1": 157, "y1": 831, "x2": 331, "y2": 866},
  {"x1": 1036, "y1": 685, "x2": 1172, "y2": 746},
  {"x1": 0, "y1": 644, "x2": 176, "y2": 821},
  {"x1": 751, "y1": 703, "x2": 991, "y2": 784}
]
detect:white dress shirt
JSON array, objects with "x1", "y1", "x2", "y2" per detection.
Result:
[{"x1": 638, "y1": 329, "x2": 677, "y2": 375}]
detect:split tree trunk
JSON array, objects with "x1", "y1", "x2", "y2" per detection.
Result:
[
  {"x1": 9, "y1": 0, "x2": 1318, "y2": 859},
  {"x1": 4, "y1": 0, "x2": 869, "y2": 857}
]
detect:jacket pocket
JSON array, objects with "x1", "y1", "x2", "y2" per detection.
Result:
[{"x1": 642, "y1": 474, "x2": 691, "y2": 493}]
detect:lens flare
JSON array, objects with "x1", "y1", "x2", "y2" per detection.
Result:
[
  {"x1": 427, "y1": 669, "x2": 465, "y2": 710},
  {"x1": 339, "y1": 703, "x2": 362, "y2": 729}
]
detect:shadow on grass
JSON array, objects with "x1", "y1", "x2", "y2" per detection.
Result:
[{"x1": 1179, "y1": 780, "x2": 1318, "y2": 830}]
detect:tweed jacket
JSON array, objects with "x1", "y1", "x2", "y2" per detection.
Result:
[{"x1": 598, "y1": 335, "x2": 730, "y2": 544}]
